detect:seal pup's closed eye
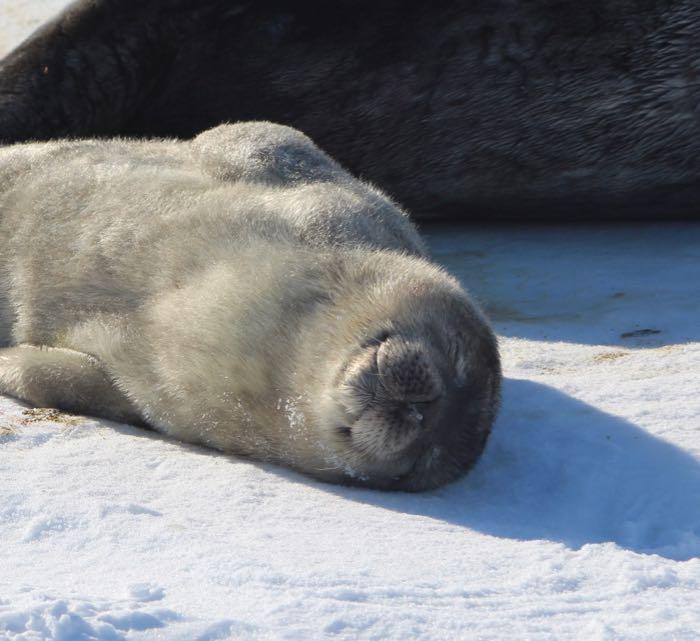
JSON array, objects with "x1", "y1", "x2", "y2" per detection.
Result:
[{"x1": 0, "y1": 121, "x2": 500, "y2": 491}]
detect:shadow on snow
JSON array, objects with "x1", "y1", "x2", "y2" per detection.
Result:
[
  {"x1": 321, "y1": 378, "x2": 700, "y2": 561},
  {"x1": 14, "y1": 376, "x2": 697, "y2": 561}
]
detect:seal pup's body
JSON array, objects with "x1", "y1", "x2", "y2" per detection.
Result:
[
  {"x1": 1, "y1": 0, "x2": 699, "y2": 221},
  {"x1": 0, "y1": 123, "x2": 500, "y2": 490}
]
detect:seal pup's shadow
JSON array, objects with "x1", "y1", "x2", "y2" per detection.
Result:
[{"x1": 322, "y1": 378, "x2": 700, "y2": 561}]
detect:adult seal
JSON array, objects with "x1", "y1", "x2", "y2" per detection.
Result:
[
  {"x1": 0, "y1": 122, "x2": 501, "y2": 490},
  {"x1": 0, "y1": 0, "x2": 699, "y2": 221}
]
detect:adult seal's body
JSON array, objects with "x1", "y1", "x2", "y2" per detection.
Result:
[
  {"x1": 0, "y1": 0, "x2": 699, "y2": 221},
  {"x1": 0, "y1": 122, "x2": 501, "y2": 491}
]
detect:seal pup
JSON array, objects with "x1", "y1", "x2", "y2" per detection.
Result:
[
  {"x1": 0, "y1": 122, "x2": 500, "y2": 490},
  {"x1": 1, "y1": 0, "x2": 699, "y2": 221}
]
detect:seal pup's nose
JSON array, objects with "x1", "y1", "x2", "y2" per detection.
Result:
[{"x1": 376, "y1": 337, "x2": 444, "y2": 405}]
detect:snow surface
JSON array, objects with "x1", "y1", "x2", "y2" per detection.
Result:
[{"x1": 1, "y1": 3, "x2": 700, "y2": 640}]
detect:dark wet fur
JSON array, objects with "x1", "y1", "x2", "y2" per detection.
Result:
[{"x1": 1, "y1": 0, "x2": 699, "y2": 221}]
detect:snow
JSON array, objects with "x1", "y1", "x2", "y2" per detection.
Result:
[{"x1": 1, "y1": 3, "x2": 700, "y2": 639}]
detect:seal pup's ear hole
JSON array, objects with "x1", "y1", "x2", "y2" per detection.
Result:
[{"x1": 376, "y1": 337, "x2": 444, "y2": 403}]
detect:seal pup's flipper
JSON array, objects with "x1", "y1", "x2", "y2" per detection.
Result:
[
  {"x1": 0, "y1": 345, "x2": 143, "y2": 425},
  {"x1": 192, "y1": 122, "x2": 345, "y2": 187},
  {"x1": 192, "y1": 122, "x2": 428, "y2": 256}
]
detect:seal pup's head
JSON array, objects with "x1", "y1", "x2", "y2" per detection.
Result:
[{"x1": 300, "y1": 251, "x2": 501, "y2": 491}]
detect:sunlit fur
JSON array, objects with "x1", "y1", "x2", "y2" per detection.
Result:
[{"x1": 0, "y1": 122, "x2": 500, "y2": 490}]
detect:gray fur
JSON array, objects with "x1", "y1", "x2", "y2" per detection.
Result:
[{"x1": 0, "y1": 122, "x2": 500, "y2": 490}]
